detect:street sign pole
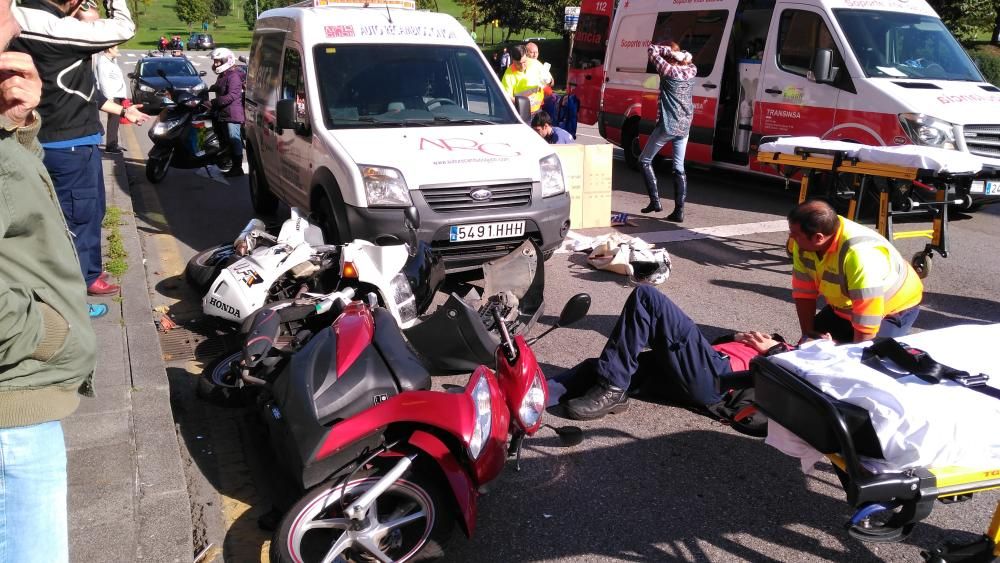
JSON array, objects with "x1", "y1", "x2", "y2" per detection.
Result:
[{"x1": 564, "y1": 7, "x2": 580, "y2": 92}]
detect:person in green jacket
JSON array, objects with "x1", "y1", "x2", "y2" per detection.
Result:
[{"x1": 0, "y1": 2, "x2": 98, "y2": 559}]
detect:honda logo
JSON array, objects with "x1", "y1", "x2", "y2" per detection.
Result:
[{"x1": 470, "y1": 188, "x2": 492, "y2": 201}]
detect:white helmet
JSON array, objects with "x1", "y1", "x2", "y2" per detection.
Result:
[
  {"x1": 628, "y1": 248, "x2": 671, "y2": 286},
  {"x1": 211, "y1": 48, "x2": 236, "y2": 74}
]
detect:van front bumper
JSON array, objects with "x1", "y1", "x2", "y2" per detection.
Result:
[{"x1": 341, "y1": 191, "x2": 571, "y2": 272}]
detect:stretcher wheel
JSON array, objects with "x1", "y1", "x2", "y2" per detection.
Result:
[
  {"x1": 846, "y1": 502, "x2": 914, "y2": 543},
  {"x1": 911, "y1": 252, "x2": 932, "y2": 279}
]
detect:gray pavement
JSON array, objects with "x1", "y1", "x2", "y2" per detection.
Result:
[{"x1": 62, "y1": 153, "x2": 193, "y2": 562}]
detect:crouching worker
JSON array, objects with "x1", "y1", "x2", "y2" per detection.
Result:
[{"x1": 550, "y1": 280, "x2": 790, "y2": 424}]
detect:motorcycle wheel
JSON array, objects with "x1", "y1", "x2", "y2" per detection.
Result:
[
  {"x1": 203, "y1": 350, "x2": 241, "y2": 388},
  {"x1": 271, "y1": 465, "x2": 454, "y2": 563},
  {"x1": 146, "y1": 154, "x2": 171, "y2": 184},
  {"x1": 185, "y1": 244, "x2": 238, "y2": 292}
]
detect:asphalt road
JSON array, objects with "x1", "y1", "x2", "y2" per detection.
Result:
[{"x1": 115, "y1": 51, "x2": 1000, "y2": 563}]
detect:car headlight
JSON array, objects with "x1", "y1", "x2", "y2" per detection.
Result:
[
  {"x1": 467, "y1": 374, "x2": 493, "y2": 461},
  {"x1": 898, "y1": 113, "x2": 956, "y2": 149},
  {"x1": 138, "y1": 84, "x2": 154, "y2": 92},
  {"x1": 192, "y1": 83, "x2": 207, "y2": 93},
  {"x1": 539, "y1": 153, "x2": 565, "y2": 197},
  {"x1": 517, "y1": 370, "x2": 546, "y2": 430},
  {"x1": 359, "y1": 165, "x2": 412, "y2": 206}
]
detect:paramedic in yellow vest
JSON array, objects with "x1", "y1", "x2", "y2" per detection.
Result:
[
  {"x1": 787, "y1": 200, "x2": 923, "y2": 344},
  {"x1": 501, "y1": 44, "x2": 545, "y2": 113}
]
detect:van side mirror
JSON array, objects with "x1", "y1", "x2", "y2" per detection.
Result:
[
  {"x1": 276, "y1": 99, "x2": 296, "y2": 131},
  {"x1": 811, "y1": 48, "x2": 834, "y2": 84},
  {"x1": 514, "y1": 95, "x2": 531, "y2": 123}
]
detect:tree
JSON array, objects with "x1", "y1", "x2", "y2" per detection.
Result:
[
  {"x1": 212, "y1": 0, "x2": 231, "y2": 19},
  {"x1": 472, "y1": 0, "x2": 573, "y2": 41},
  {"x1": 126, "y1": 0, "x2": 153, "y2": 25},
  {"x1": 926, "y1": 0, "x2": 995, "y2": 42},
  {"x1": 175, "y1": 0, "x2": 211, "y2": 31},
  {"x1": 243, "y1": 0, "x2": 299, "y2": 30}
]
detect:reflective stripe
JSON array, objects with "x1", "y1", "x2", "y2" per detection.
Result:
[
  {"x1": 822, "y1": 271, "x2": 841, "y2": 286},
  {"x1": 793, "y1": 270, "x2": 813, "y2": 282},
  {"x1": 852, "y1": 313, "x2": 883, "y2": 327},
  {"x1": 836, "y1": 234, "x2": 882, "y2": 298},
  {"x1": 848, "y1": 286, "x2": 885, "y2": 300},
  {"x1": 800, "y1": 256, "x2": 817, "y2": 271}
]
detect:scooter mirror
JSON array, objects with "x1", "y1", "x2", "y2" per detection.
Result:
[
  {"x1": 557, "y1": 293, "x2": 591, "y2": 328},
  {"x1": 403, "y1": 206, "x2": 421, "y2": 231}
]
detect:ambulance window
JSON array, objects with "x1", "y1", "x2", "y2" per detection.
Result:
[
  {"x1": 570, "y1": 13, "x2": 610, "y2": 70},
  {"x1": 247, "y1": 31, "x2": 284, "y2": 103},
  {"x1": 280, "y1": 49, "x2": 307, "y2": 123},
  {"x1": 777, "y1": 10, "x2": 843, "y2": 78},
  {"x1": 647, "y1": 10, "x2": 729, "y2": 78}
]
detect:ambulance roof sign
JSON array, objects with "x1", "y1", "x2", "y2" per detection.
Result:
[{"x1": 314, "y1": 0, "x2": 416, "y2": 9}]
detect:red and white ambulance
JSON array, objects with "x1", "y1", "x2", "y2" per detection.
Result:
[
  {"x1": 566, "y1": 0, "x2": 615, "y2": 125},
  {"x1": 598, "y1": 0, "x2": 1000, "y2": 198}
]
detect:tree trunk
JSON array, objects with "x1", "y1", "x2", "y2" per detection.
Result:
[{"x1": 993, "y1": 5, "x2": 1000, "y2": 43}]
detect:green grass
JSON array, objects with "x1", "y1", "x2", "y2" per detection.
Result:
[
  {"x1": 123, "y1": 1, "x2": 559, "y2": 51},
  {"x1": 102, "y1": 206, "x2": 129, "y2": 278}
]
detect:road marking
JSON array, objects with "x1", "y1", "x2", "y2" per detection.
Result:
[
  {"x1": 559, "y1": 219, "x2": 788, "y2": 252},
  {"x1": 575, "y1": 132, "x2": 605, "y2": 141}
]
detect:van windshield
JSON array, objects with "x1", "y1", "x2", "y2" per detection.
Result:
[
  {"x1": 834, "y1": 10, "x2": 984, "y2": 82},
  {"x1": 312, "y1": 44, "x2": 519, "y2": 128}
]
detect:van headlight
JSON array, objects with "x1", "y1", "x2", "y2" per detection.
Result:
[
  {"x1": 539, "y1": 154, "x2": 566, "y2": 197},
  {"x1": 898, "y1": 113, "x2": 956, "y2": 149},
  {"x1": 359, "y1": 165, "x2": 412, "y2": 206},
  {"x1": 467, "y1": 374, "x2": 493, "y2": 460}
]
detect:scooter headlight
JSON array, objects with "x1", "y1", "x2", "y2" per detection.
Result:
[
  {"x1": 389, "y1": 272, "x2": 417, "y2": 324},
  {"x1": 138, "y1": 83, "x2": 155, "y2": 92},
  {"x1": 898, "y1": 113, "x2": 957, "y2": 149},
  {"x1": 467, "y1": 375, "x2": 493, "y2": 461},
  {"x1": 359, "y1": 165, "x2": 412, "y2": 207},
  {"x1": 151, "y1": 117, "x2": 185, "y2": 137},
  {"x1": 539, "y1": 153, "x2": 566, "y2": 197},
  {"x1": 517, "y1": 370, "x2": 546, "y2": 430}
]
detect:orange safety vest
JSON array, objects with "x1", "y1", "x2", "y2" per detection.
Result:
[{"x1": 790, "y1": 216, "x2": 923, "y2": 335}]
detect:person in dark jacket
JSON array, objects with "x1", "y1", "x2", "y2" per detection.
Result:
[
  {"x1": 209, "y1": 47, "x2": 245, "y2": 178},
  {"x1": 10, "y1": 0, "x2": 145, "y2": 308},
  {"x1": 0, "y1": 5, "x2": 98, "y2": 559},
  {"x1": 639, "y1": 41, "x2": 696, "y2": 223}
]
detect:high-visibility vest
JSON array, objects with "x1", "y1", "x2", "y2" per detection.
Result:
[
  {"x1": 790, "y1": 216, "x2": 923, "y2": 336},
  {"x1": 500, "y1": 60, "x2": 544, "y2": 113}
]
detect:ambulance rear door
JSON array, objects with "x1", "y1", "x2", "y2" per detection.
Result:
[{"x1": 568, "y1": 0, "x2": 614, "y2": 125}]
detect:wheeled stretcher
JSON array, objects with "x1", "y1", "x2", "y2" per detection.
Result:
[
  {"x1": 757, "y1": 136, "x2": 998, "y2": 278},
  {"x1": 744, "y1": 325, "x2": 1000, "y2": 561}
]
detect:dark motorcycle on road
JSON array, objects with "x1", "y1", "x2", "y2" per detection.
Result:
[
  {"x1": 214, "y1": 279, "x2": 590, "y2": 561},
  {"x1": 142, "y1": 69, "x2": 232, "y2": 183}
]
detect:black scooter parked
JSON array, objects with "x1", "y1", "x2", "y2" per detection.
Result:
[{"x1": 142, "y1": 69, "x2": 232, "y2": 183}]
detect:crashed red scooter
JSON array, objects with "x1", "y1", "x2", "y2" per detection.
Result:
[{"x1": 238, "y1": 286, "x2": 590, "y2": 562}]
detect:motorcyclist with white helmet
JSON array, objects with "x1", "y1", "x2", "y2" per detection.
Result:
[{"x1": 209, "y1": 47, "x2": 245, "y2": 177}]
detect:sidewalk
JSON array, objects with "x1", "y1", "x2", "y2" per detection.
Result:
[{"x1": 60, "y1": 154, "x2": 193, "y2": 562}]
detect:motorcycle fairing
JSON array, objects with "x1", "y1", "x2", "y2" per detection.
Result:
[
  {"x1": 405, "y1": 429, "x2": 477, "y2": 537},
  {"x1": 202, "y1": 242, "x2": 316, "y2": 322},
  {"x1": 402, "y1": 241, "x2": 446, "y2": 317},
  {"x1": 481, "y1": 239, "x2": 544, "y2": 325}
]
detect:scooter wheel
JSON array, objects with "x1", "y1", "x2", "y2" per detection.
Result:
[
  {"x1": 195, "y1": 350, "x2": 244, "y2": 407},
  {"x1": 271, "y1": 463, "x2": 455, "y2": 562},
  {"x1": 185, "y1": 244, "x2": 238, "y2": 293},
  {"x1": 146, "y1": 156, "x2": 170, "y2": 183}
]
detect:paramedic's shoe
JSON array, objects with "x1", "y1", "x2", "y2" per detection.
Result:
[
  {"x1": 566, "y1": 381, "x2": 629, "y2": 420},
  {"x1": 87, "y1": 277, "x2": 120, "y2": 296}
]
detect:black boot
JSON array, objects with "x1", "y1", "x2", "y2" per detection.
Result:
[
  {"x1": 566, "y1": 380, "x2": 630, "y2": 421},
  {"x1": 640, "y1": 163, "x2": 662, "y2": 213},
  {"x1": 666, "y1": 172, "x2": 687, "y2": 222}
]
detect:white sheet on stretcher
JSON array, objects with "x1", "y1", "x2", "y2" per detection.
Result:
[
  {"x1": 757, "y1": 136, "x2": 983, "y2": 175},
  {"x1": 764, "y1": 324, "x2": 1000, "y2": 473}
]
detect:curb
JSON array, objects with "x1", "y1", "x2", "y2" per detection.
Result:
[{"x1": 105, "y1": 154, "x2": 194, "y2": 562}]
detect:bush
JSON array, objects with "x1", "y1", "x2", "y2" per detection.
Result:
[{"x1": 969, "y1": 46, "x2": 1000, "y2": 86}]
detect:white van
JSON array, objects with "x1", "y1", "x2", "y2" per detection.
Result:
[
  {"x1": 599, "y1": 0, "x2": 1000, "y2": 200},
  {"x1": 244, "y1": 0, "x2": 570, "y2": 271}
]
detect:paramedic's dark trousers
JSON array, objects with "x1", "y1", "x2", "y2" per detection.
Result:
[
  {"x1": 44, "y1": 145, "x2": 106, "y2": 286},
  {"x1": 549, "y1": 286, "x2": 728, "y2": 407},
  {"x1": 814, "y1": 305, "x2": 920, "y2": 344}
]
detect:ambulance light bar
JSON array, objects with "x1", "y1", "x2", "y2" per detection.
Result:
[{"x1": 313, "y1": 0, "x2": 416, "y2": 9}]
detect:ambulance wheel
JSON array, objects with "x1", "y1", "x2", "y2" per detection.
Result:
[
  {"x1": 911, "y1": 252, "x2": 931, "y2": 279},
  {"x1": 622, "y1": 122, "x2": 641, "y2": 171}
]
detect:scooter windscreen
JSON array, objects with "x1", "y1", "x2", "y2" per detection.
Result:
[
  {"x1": 401, "y1": 240, "x2": 446, "y2": 317},
  {"x1": 404, "y1": 240, "x2": 544, "y2": 373}
]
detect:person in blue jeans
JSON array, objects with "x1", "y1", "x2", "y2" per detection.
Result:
[
  {"x1": 209, "y1": 47, "x2": 246, "y2": 178},
  {"x1": 0, "y1": 17, "x2": 98, "y2": 563},
  {"x1": 639, "y1": 41, "x2": 697, "y2": 223},
  {"x1": 551, "y1": 283, "x2": 789, "y2": 421}
]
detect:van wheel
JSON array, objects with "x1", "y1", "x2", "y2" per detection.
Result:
[
  {"x1": 249, "y1": 154, "x2": 278, "y2": 215},
  {"x1": 314, "y1": 193, "x2": 343, "y2": 244},
  {"x1": 622, "y1": 122, "x2": 641, "y2": 171}
]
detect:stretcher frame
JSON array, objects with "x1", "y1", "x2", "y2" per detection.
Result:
[
  {"x1": 757, "y1": 146, "x2": 983, "y2": 278},
  {"x1": 745, "y1": 356, "x2": 1000, "y2": 561}
]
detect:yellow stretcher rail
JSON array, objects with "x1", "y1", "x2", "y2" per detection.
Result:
[{"x1": 757, "y1": 147, "x2": 979, "y2": 279}]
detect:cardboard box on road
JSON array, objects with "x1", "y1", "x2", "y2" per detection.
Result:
[{"x1": 555, "y1": 144, "x2": 613, "y2": 229}]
